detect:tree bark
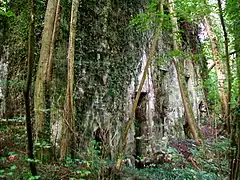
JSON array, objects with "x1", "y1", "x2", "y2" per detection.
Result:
[
  {"x1": 229, "y1": 12, "x2": 240, "y2": 180},
  {"x1": 34, "y1": 0, "x2": 57, "y2": 161},
  {"x1": 23, "y1": 0, "x2": 37, "y2": 175},
  {"x1": 204, "y1": 16, "x2": 228, "y2": 131},
  {"x1": 60, "y1": 0, "x2": 79, "y2": 160},
  {"x1": 46, "y1": 0, "x2": 61, "y2": 82},
  {"x1": 45, "y1": 0, "x2": 61, "y2": 159},
  {"x1": 217, "y1": 0, "x2": 232, "y2": 134},
  {"x1": 168, "y1": 0, "x2": 202, "y2": 144}
]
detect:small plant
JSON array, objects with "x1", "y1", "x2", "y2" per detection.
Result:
[{"x1": 87, "y1": 140, "x2": 109, "y2": 178}]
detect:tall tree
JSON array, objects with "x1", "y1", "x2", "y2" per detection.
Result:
[
  {"x1": 168, "y1": 0, "x2": 202, "y2": 144},
  {"x1": 217, "y1": 0, "x2": 232, "y2": 134},
  {"x1": 23, "y1": 0, "x2": 37, "y2": 175},
  {"x1": 204, "y1": 16, "x2": 229, "y2": 131},
  {"x1": 45, "y1": 0, "x2": 61, "y2": 160},
  {"x1": 232, "y1": 29, "x2": 240, "y2": 180},
  {"x1": 60, "y1": 0, "x2": 80, "y2": 160},
  {"x1": 229, "y1": 1, "x2": 240, "y2": 177},
  {"x1": 34, "y1": 0, "x2": 58, "y2": 161},
  {"x1": 45, "y1": 0, "x2": 61, "y2": 127}
]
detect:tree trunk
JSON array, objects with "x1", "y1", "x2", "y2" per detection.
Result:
[
  {"x1": 60, "y1": 0, "x2": 79, "y2": 160},
  {"x1": 34, "y1": 0, "x2": 57, "y2": 161},
  {"x1": 204, "y1": 16, "x2": 229, "y2": 131},
  {"x1": 45, "y1": 0, "x2": 61, "y2": 159},
  {"x1": 23, "y1": 0, "x2": 37, "y2": 175},
  {"x1": 229, "y1": 14, "x2": 240, "y2": 180},
  {"x1": 217, "y1": 0, "x2": 232, "y2": 134},
  {"x1": 46, "y1": 0, "x2": 61, "y2": 82},
  {"x1": 168, "y1": 0, "x2": 202, "y2": 144}
]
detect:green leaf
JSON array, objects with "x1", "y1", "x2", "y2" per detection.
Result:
[
  {"x1": 35, "y1": 142, "x2": 41, "y2": 146},
  {"x1": 43, "y1": 145, "x2": 51, "y2": 149},
  {"x1": 0, "y1": 9, "x2": 15, "y2": 17},
  {"x1": 0, "y1": 169, "x2": 5, "y2": 173},
  {"x1": 8, "y1": 172, "x2": 14, "y2": 176},
  {"x1": 28, "y1": 176, "x2": 41, "y2": 180},
  {"x1": 10, "y1": 165, "x2": 17, "y2": 170}
]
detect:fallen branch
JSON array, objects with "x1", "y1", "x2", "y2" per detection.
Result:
[{"x1": 187, "y1": 157, "x2": 201, "y2": 170}]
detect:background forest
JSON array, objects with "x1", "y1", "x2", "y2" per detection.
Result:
[{"x1": 0, "y1": 0, "x2": 240, "y2": 179}]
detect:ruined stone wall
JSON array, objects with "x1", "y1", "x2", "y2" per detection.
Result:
[
  {"x1": 74, "y1": 0, "x2": 142, "y2": 158},
  {"x1": 73, "y1": 0, "x2": 206, "y2": 157},
  {"x1": 127, "y1": 30, "x2": 206, "y2": 155},
  {"x1": 0, "y1": 46, "x2": 8, "y2": 117},
  {"x1": 0, "y1": 16, "x2": 9, "y2": 117},
  {"x1": 0, "y1": 0, "x2": 206, "y2": 159}
]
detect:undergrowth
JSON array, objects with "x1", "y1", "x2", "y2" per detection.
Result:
[{"x1": 0, "y1": 123, "x2": 230, "y2": 180}]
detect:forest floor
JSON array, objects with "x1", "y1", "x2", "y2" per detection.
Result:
[{"x1": 0, "y1": 123, "x2": 229, "y2": 180}]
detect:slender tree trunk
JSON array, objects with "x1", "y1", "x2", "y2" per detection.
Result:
[
  {"x1": 168, "y1": 0, "x2": 202, "y2": 144},
  {"x1": 45, "y1": 0, "x2": 61, "y2": 159},
  {"x1": 217, "y1": 0, "x2": 232, "y2": 134},
  {"x1": 237, "y1": 29, "x2": 240, "y2": 180},
  {"x1": 46, "y1": 0, "x2": 61, "y2": 82},
  {"x1": 204, "y1": 16, "x2": 228, "y2": 131},
  {"x1": 23, "y1": 0, "x2": 37, "y2": 175},
  {"x1": 60, "y1": 0, "x2": 79, "y2": 160},
  {"x1": 116, "y1": 1, "x2": 164, "y2": 169},
  {"x1": 229, "y1": 15, "x2": 240, "y2": 180},
  {"x1": 34, "y1": 0, "x2": 57, "y2": 161}
]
